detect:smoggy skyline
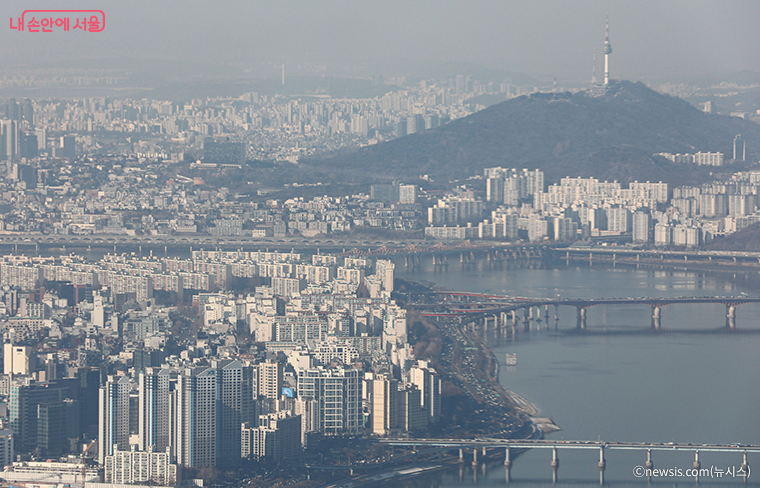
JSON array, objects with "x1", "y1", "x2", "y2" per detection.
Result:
[{"x1": 1, "y1": 0, "x2": 759, "y2": 85}]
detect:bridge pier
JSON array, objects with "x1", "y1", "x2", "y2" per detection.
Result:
[
  {"x1": 459, "y1": 448, "x2": 463, "y2": 463},
  {"x1": 693, "y1": 451, "x2": 700, "y2": 482},
  {"x1": 598, "y1": 447, "x2": 606, "y2": 486},
  {"x1": 651, "y1": 306, "x2": 662, "y2": 330},
  {"x1": 551, "y1": 447, "x2": 559, "y2": 483},
  {"x1": 742, "y1": 452, "x2": 749, "y2": 483},
  {"x1": 576, "y1": 307, "x2": 587, "y2": 329},
  {"x1": 504, "y1": 447, "x2": 511, "y2": 483},
  {"x1": 726, "y1": 305, "x2": 737, "y2": 329},
  {"x1": 472, "y1": 448, "x2": 478, "y2": 467},
  {"x1": 645, "y1": 449, "x2": 654, "y2": 482}
]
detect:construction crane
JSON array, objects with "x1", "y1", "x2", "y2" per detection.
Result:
[{"x1": 80, "y1": 439, "x2": 96, "y2": 488}]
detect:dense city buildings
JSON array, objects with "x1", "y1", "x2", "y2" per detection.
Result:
[
  {"x1": 0, "y1": 65, "x2": 757, "y2": 487},
  {"x1": 0, "y1": 247, "x2": 441, "y2": 482}
]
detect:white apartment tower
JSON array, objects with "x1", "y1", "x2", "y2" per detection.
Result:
[
  {"x1": 297, "y1": 367, "x2": 361, "y2": 435},
  {"x1": 371, "y1": 375, "x2": 398, "y2": 435},
  {"x1": 375, "y1": 259, "x2": 394, "y2": 293},
  {"x1": 98, "y1": 375, "x2": 130, "y2": 464},
  {"x1": 257, "y1": 359, "x2": 283, "y2": 401},
  {"x1": 632, "y1": 211, "x2": 651, "y2": 243},
  {"x1": 410, "y1": 362, "x2": 441, "y2": 424}
]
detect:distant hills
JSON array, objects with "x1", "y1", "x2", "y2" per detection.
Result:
[
  {"x1": 304, "y1": 80, "x2": 760, "y2": 185},
  {"x1": 706, "y1": 224, "x2": 760, "y2": 251}
]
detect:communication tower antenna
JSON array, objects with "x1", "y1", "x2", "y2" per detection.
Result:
[{"x1": 603, "y1": 14, "x2": 612, "y2": 85}]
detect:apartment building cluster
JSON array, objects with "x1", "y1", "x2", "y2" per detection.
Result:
[
  {"x1": 424, "y1": 165, "x2": 760, "y2": 248},
  {"x1": 426, "y1": 166, "x2": 760, "y2": 247},
  {"x1": 655, "y1": 151, "x2": 725, "y2": 166},
  {"x1": 0, "y1": 249, "x2": 441, "y2": 483},
  {"x1": 653, "y1": 133, "x2": 747, "y2": 167}
]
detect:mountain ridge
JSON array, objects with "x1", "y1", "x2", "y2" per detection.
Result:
[{"x1": 304, "y1": 80, "x2": 760, "y2": 185}]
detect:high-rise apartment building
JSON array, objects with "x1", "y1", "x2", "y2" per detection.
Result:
[
  {"x1": 139, "y1": 368, "x2": 171, "y2": 453},
  {"x1": 409, "y1": 362, "x2": 441, "y2": 424},
  {"x1": 1, "y1": 120, "x2": 19, "y2": 161},
  {"x1": 632, "y1": 211, "x2": 651, "y2": 243},
  {"x1": 214, "y1": 360, "x2": 255, "y2": 467},
  {"x1": 175, "y1": 367, "x2": 216, "y2": 468},
  {"x1": 297, "y1": 367, "x2": 361, "y2": 435},
  {"x1": 257, "y1": 360, "x2": 283, "y2": 401},
  {"x1": 98, "y1": 375, "x2": 130, "y2": 464},
  {"x1": 734, "y1": 134, "x2": 746, "y2": 161},
  {"x1": 370, "y1": 375, "x2": 398, "y2": 435},
  {"x1": 375, "y1": 259, "x2": 394, "y2": 293}
]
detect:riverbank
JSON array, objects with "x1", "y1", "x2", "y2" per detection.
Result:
[
  {"x1": 457, "y1": 320, "x2": 562, "y2": 436},
  {"x1": 560, "y1": 255, "x2": 760, "y2": 274}
]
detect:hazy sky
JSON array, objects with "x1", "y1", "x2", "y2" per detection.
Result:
[{"x1": 1, "y1": 0, "x2": 759, "y2": 83}]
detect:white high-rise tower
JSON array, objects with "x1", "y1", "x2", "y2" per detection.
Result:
[
  {"x1": 603, "y1": 14, "x2": 612, "y2": 85},
  {"x1": 98, "y1": 375, "x2": 130, "y2": 464}
]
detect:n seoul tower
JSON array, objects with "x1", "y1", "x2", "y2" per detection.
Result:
[{"x1": 603, "y1": 14, "x2": 612, "y2": 85}]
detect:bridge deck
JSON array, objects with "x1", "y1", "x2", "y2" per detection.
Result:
[{"x1": 380, "y1": 438, "x2": 760, "y2": 453}]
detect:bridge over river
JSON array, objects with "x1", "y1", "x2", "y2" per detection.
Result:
[
  {"x1": 380, "y1": 438, "x2": 756, "y2": 484},
  {"x1": 407, "y1": 292, "x2": 760, "y2": 330}
]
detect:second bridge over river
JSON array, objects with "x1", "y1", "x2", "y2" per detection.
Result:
[
  {"x1": 380, "y1": 438, "x2": 757, "y2": 484},
  {"x1": 407, "y1": 292, "x2": 760, "y2": 330}
]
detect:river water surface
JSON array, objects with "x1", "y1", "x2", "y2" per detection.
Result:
[{"x1": 392, "y1": 259, "x2": 760, "y2": 487}]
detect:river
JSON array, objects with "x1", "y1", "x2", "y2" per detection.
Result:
[{"x1": 392, "y1": 259, "x2": 760, "y2": 487}]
